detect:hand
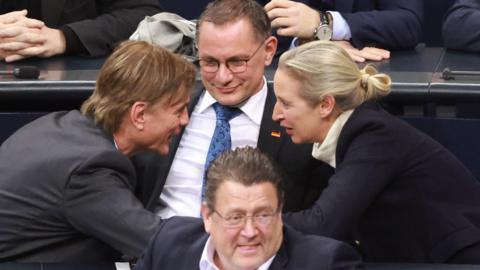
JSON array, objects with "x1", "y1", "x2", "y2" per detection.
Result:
[
  {"x1": 333, "y1": 40, "x2": 390, "y2": 63},
  {"x1": 0, "y1": 26, "x2": 66, "y2": 62},
  {"x1": 265, "y1": 0, "x2": 320, "y2": 39},
  {"x1": 0, "y1": 10, "x2": 47, "y2": 61}
]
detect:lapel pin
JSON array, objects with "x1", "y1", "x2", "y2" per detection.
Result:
[{"x1": 271, "y1": 130, "x2": 281, "y2": 138}]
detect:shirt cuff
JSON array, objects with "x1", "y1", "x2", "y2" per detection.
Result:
[
  {"x1": 328, "y1": 11, "x2": 352, "y2": 41},
  {"x1": 59, "y1": 25, "x2": 88, "y2": 55}
]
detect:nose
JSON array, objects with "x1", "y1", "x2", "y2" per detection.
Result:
[
  {"x1": 272, "y1": 101, "x2": 283, "y2": 122},
  {"x1": 240, "y1": 218, "x2": 258, "y2": 239},
  {"x1": 214, "y1": 63, "x2": 234, "y2": 84}
]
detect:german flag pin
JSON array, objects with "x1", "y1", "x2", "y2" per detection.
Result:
[{"x1": 271, "y1": 130, "x2": 281, "y2": 138}]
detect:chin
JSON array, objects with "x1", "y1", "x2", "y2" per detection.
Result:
[{"x1": 289, "y1": 135, "x2": 304, "y2": 145}]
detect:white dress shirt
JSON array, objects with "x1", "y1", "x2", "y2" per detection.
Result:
[
  {"x1": 199, "y1": 237, "x2": 275, "y2": 270},
  {"x1": 329, "y1": 11, "x2": 352, "y2": 41},
  {"x1": 156, "y1": 78, "x2": 268, "y2": 218}
]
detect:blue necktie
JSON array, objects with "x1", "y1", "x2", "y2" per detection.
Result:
[{"x1": 201, "y1": 103, "x2": 241, "y2": 200}]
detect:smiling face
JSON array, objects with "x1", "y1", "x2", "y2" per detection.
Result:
[
  {"x1": 197, "y1": 19, "x2": 276, "y2": 106},
  {"x1": 272, "y1": 68, "x2": 330, "y2": 144},
  {"x1": 141, "y1": 90, "x2": 190, "y2": 155},
  {"x1": 202, "y1": 181, "x2": 283, "y2": 270}
]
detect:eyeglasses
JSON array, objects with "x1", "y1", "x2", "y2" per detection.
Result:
[
  {"x1": 213, "y1": 208, "x2": 279, "y2": 228},
  {"x1": 197, "y1": 39, "x2": 267, "y2": 74}
]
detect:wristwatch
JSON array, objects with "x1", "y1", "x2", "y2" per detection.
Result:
[{"x1": 314, "y1": 11, "x2": 333, "y2": 40}]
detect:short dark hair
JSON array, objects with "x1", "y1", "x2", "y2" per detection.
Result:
[
  {"x1": 196, "y1": 0, "x2": 271, "y2": 44},
  {"x1": 204, "y1": 147, "x2": 284, "y2": 211}
]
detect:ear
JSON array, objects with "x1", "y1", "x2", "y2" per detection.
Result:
[
  {"x1": 129, "y1": 101, "x2": 148, "y2": 131},
  {"x1": 317, "y1": 95, "x2": 336, "y2": 118},
  {"x1": 201, "y1": 203, "x2": 213, "y2": 233},
  {"x1": 264, "y1": 36, "x2": 278, "y2": 66}
]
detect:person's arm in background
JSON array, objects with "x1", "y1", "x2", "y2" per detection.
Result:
[
  {"x1": 338, "y1": 0, "x2": 422, "y2": 50},
  {"x1": 0, "y1": 0, "x2": 162, "y2": 62},
  {"x1": 443, "y1": 0, "x2": 480, "y2": 53},
  {"x1": 264, "y1": 0, "x2": 392, "y2": 62},
  {"x1": 63, "y1": 0, "x2": 162, "y2": 57}
]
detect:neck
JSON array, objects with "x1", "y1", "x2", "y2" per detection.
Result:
[
  {"x1": 113, "y1": 130, "x2": 137, "y2": 157},
  {"x1": 316, "y1": 110, "x2": 341, "y2": 143}
]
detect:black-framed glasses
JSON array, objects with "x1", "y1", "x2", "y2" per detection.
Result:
[
  {"x1": 197, "y1": 39, "x2": 267, "y2": 74},
  {"x1": 213, "y1": 208, "x2": 279, "y2": 228}
]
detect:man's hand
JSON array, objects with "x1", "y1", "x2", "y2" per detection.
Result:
[
  {"x1": 0, "y1": 10, "x2": 47, "y2": 61},
  {"x1": 0, "y1": 10, "x2": 66, "y2": 62},
  {"x1": 333, "y1": 40, "x2": 390, "y2": 62},
  {"x1": 265, "y1": 0, "x2": 320, "y2": 39},
  {"x1": 0, "y1": 26, "x2": 66, "y2": 62}
]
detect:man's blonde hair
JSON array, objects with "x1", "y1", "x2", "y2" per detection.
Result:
[{"x1": 81, "y1": 40, "x2": 196, "y2": 134}]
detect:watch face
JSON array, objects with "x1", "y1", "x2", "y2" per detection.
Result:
[{"x1": 316, "y1": 26, "x2": 332, "y2": 40}]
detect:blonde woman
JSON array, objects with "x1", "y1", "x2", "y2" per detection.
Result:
[{"x1": 273, "y1": 40, "x2": 480, "y2": 263}]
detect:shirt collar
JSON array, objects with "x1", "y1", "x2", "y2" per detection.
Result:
[
  {"x1": 197, "y1": 77, "x2": 268, "y2": 126},
  {"x1": 199, "y1": 237, "x2": 218, "y2": 270},
  {"x1": 312, "y1": 109, "x2": 354, "y2": 168},
  {"x1": 199, "y1": 236, "x2": 276, "y2": 270}
]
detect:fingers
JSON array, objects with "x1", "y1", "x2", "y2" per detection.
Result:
[
  {"x1": 265, "y1": 0, "x2": 319, "y2": 38},
  {"x1": 0, "y1": 10, "x2": 28, "y2": 24},
  {"x1": 4, "y1": 45, "x2": 47, "y2": 62},
  {"x1": 0, "y1": 29, "x2": 45, "y2": 45},
  {"x1": 15, "y1": 17, "x2": 44, "y2": 29},
  {"x1": 4, "y1": 53, "x2": 28, "y2": 63},
  {"x1": 361, "y1": 47, "x2": 390, "y2": 60},
  {"x1": 346, "y1": 49, "x2": 366, "y2": 63},
  {"x1": 265, "y1": 0, "x2": 293, "y2": 13}
]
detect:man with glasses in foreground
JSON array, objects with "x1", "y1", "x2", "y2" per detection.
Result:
[
  {"x1": 134, "y1": 147, "x2": 362, "y2": 270},
  {"x1": 134, "y1": 0, "x2": 332, "y2": 221}
]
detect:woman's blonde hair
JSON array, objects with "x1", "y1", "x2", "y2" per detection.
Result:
[
  {"x1": 81, "y1": 40, "x2": 196, "y2": 134},
  {"x1": 278, "y1": 40, "x2": 391, "y2": 111}
]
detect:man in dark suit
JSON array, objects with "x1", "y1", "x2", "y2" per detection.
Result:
[
  {"x1": 0, "y1": 41, "x2": 195, "y2": 262},
  {"x1": 134, "y1": 0, "x2": 331, "y2": 218},
  {"x1": 443, "y1": 0, "x2": 480, "y2": 52},
  {"x1": 264, "y1": 0, "x2": 422, "y2": 62},
  {"x1": 134, "y1": 147, "x2": 362, "y2": 270},
  {"x1": 0, "y1": 0, "x2": 161, "y2": 62}
]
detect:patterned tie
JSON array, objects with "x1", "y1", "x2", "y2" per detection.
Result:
[{"x1": 201, "y1": 103, "x2": 242, "y2": 200}]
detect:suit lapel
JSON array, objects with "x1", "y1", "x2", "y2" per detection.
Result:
[
  {"x1": 41, "y1": 0, "x2": 66, "y2": 27},
  {"x1": 334, "y1": 0, "x2": 355, "y2": 12},
  {"x1": 146, "y1": 84, "x2": 204, "y2": 209},
  {"x1": 257, "y1": 84, "x2": 283, "y2": 159}
]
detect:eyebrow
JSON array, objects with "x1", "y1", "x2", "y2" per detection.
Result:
[{"x1": 200, "y1": 54, "x2": 251, "y2": 61}]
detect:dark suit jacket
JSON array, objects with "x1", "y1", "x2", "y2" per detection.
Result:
[
  {"x1": 134, "y1": 83, "x2": 332, "y2": 213},
  {"x1": 443, "y1": 0, "x2": 480, "y2": 52},
  {"x1": 0, "y1": 111, "x2": 161, "y2": 262},
  {"x1": 133, "y1": 217, "x2": 363, "y2": 270},
  {"x1": 284, "y1": 102, "x2": 480, "y2": 263},
  {"x1": 40, "y1": 0, "x2": 161, "y2": 56}
]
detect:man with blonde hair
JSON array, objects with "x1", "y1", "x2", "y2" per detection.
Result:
[{"x1": 0, "y1": 40, "x2": 195, "y2": 262}]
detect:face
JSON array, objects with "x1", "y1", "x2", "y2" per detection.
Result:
[
  {"x1": 202, "y1": 181, "x2": 283, "y2": 270},
  {"x1": 141, "y1": 90, "x2": 190, "y2": 155},
  {"x1": 197, "y1": 19, "x2": 277, "y2": 106},
  {"x1": 272, "y1": 68, "x2": 326, "y2": 144}
]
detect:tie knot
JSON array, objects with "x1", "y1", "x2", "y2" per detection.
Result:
[{"x1": 213, "y1": 103, "x2": 241, "y2": 121}]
